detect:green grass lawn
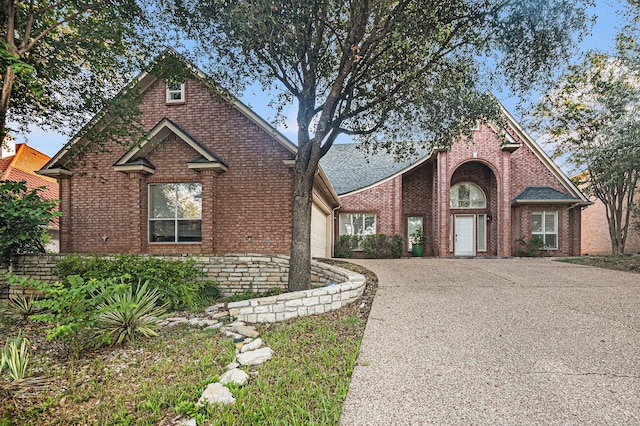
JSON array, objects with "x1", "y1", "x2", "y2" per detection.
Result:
[
  {"x1": 0, "y1": 261, "x2": 377, "y2": 426},
  {"x1": 557, "y1": 255, "x2": 640, "y2": 274}
]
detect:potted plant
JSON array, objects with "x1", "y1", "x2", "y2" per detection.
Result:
[{"x1": 410, "y1": 229, "x2": 426, "y2": 257}]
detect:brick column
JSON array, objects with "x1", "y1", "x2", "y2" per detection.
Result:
[
  {"x1": 59, "y1": 177, "x2": 72, "y2": 253},
  {"x1": 500, "y1": 151, "x2": 512, "y2": 256},
  {"x1": 128, "y1": 172, "x2": 145, "y2": 253},
  {"x1": 200, "y1": 170, "x2": 216, "y2": 252},
  {"x1": 392, "y1": 176, "x2": 403, "y2": 234},
  {"x1": 436, "y1": 150, "x2": 449, "y2": 256}
]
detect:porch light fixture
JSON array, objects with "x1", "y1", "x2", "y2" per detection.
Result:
[{"x1": 486, "y1": 213, "x2": 493, "y2": 222}]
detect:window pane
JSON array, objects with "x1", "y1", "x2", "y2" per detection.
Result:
[
  {"x1": 477, "y1": 215, "x2": 486, "y2": 251},
  {"x1": 176, "y1": 183, "x2": 202, "y2": 218},
  {"x1": 150, "y1": 184, "x2": 176, "y2": 218},
  {"x1": 149, "y1": 220, "x2": 175, "y2": 242},
  {"x1": 339, "y1": 213, "x2": 376, "y2": 237},
  {"x1": 339, "y1": 214, "x2": 352, "y2": 235},
  {"x1": 450, "y1": 183, "x2": 485, "y2": 208},
  {"x1": 469, "y1": 185, "x2": 486, "y2": 208},
  {"x1": 458, "y1": 184, "x2": 470, "y2": 207},
  {"x1": 545, "y1": 234, "x2": 557, "y2": 249},
  {"x1": 363, "y1": 214, "x2": 376, "y2": 235},
  {"x1": 178, "y1": 220, "x2": 202, "y2": 242},
  {"x1": 532, "y1": 213, "x2": 543, "y2": 233},
  {"x1": 352, "y1": 214, "x2": 365, "y2": 235},
  {"x1": 545, "y1": 212, "x2": 556, "y2": 233},
  {"x1": 407, "y1": 216, "x2": 423, "y2": 250}
]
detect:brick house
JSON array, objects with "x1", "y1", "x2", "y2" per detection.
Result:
[
  {"x1": 321, "y1": 108, "x2": 591, "y2": 257},
  {"x1": 38, "y1": 58, "x2": 340, "y2": 257},
  {"x1": 580, "y1": 185, "x2": 640, "y2": 255},
  {"x1": 1, "y1": 140, "x2": 59, "y2": 251}
]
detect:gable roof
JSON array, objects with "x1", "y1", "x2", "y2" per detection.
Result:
[
  {"x1": 113, "y1": 117, "x2": 229, "y2": 174},
  {"x1": 321, "y1": 99, "x2": 590, "y2": 206},
  {"x1": 320, "y1": 144, "x2": 432, "y2": 195},
  {"x1": 39, "y1": 49, "x2": 297, "y2": 173},
  {"x1": 512, "y1": 186, "x2": 580, "y2": 204}
]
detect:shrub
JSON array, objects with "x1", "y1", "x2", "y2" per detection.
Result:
[
  {"x1": 0, "y1": 180, "x2": 59, "y2": 267},
  {"x1": 96, "y1": 281, "x2": 169, "y2": 346},
  {"x1": 1, "y1": 331, "x2": 30, "y2": 382},
  {"x1": 334, "y1": 235, "x2": 355, "y2": 258},
  {"x1": 516, "y1": 236, "x2": 545, "y2": 257},
  {"x1": 54, "y1": 254, "x2": 219, "y2": 311},
  {"x1": 7, "y1": 274, "x2": 113, "y2": 357},
  {"x1": 361, "y1": 234, "x2": 404, "y2": 259}
]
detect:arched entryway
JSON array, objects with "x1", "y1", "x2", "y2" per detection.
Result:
[{"x1": 449, "y1": 162, "x2": 498, "y2": 256}]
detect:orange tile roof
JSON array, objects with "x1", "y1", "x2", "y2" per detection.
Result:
[{"x1": 1, "y1": 143, "x2": 60, "y2": 228}]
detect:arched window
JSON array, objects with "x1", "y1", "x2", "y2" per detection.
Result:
[{"x1": 450, "y1": 182, "x2": 486, "y2": 209}]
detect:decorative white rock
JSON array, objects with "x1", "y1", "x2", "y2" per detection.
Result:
[
  {"x1": 219, "y1": 368, "x2": 249, "y2": 386},
  {"x1": 237, "y1": 347, "x2": 273, "y2": 366},
  {"x1": 226, "y1": 361, "x2": 240, "y2": 370},
  {"x1": 197, "y1": 382, "x2": 236, "y2": 406},
  {"x1": 241, "y1": 338, "x2": 263, "y2": 353},
  {"x1": 235, "y1": 325, "x2": 260, "y2": 339}
]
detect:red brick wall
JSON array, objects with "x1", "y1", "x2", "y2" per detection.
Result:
[
  {"x1": 512, "y1": 204, "x2": 579, "y2": 256},
  {"x1": 59, "y1": 76, "x2": 295, "y2": 255},
  {"x1": 338, "y1": 175, "x2": 402, "y2": 236},
  {"x1": 402, "y1": 161, "x2": 435, "y2": 255},
  {"x1": 580, "y1": 190, "x2": 640, "y2": 255},
  {"x1": 334, "y1": 124, "x2": 583, "y2": 257}
]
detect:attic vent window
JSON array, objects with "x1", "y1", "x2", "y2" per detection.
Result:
[{"x1": 166, "y1": 82, "x2": 185, "y2": 103}]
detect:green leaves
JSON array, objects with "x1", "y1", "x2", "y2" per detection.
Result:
[
  {"x1": 0, "y1": 180, "x2": 59, "y2": 267},
  {"x1": 533, "y1": 43, "x2": 640, "y2": 255},
  {"x1": 96, "y1": 281, "x2": 169, "y2": 346},
  {"x1": 0, "y1": 330, "x2": 30, "y2": 382}
]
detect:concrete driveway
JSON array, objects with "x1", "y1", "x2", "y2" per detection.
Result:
[{"x1": 339, "y1": 258, "x2": 640, "y2": 425}]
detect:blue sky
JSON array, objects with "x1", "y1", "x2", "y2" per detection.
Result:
[{"x1": 17, "y1": 1, "x2": 632, "y2": 158}]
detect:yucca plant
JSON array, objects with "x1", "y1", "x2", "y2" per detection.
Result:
[
  {"x1": 2, "y1": 294, "x2": 42, "y2": 323},
  {"x1": 1, "y1": 331, "x2": 30, "y2": 382},
  {"x1": 96, "y1": 281, "x2": 168, "y2": 346}
]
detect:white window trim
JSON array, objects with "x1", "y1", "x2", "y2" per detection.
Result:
[
  {"x1": 407, "y1": 216, "x2": 423, "y2": 251},
  {"x1": 166, "y1": 82, "x2": 185, "y2": 103},
  {"x1": 339, "y1": 212, "x2": 377, "y2": 250},
  {"x1": 148, "y1": 183, "x2": 202, "y2": 244},
  {"x1": 450, "y1": 182, "x2": 487, "y2": 209},
  {"x1": 532, "y1": 210, "x2": 558, "y2": 250},
  {"x1": 477, "y1": 214, "x2": 487, "y2": 252}
]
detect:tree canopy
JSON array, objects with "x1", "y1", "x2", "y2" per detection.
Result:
[
  {"x1": 534, "y1": 46, "x2": 640, "y2": 255},
  {"x1": 172, "y1": 0, "x2": 592, "y2": 290},
  {"x1": 0, "y1": 0, "x2": 164, "y2": 146}
]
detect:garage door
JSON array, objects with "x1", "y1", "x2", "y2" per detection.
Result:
[{"x1": 311, "y1": 201, "x2": 329, "y2": 258}]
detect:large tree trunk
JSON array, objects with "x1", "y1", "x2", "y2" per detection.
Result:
[
  {"x1": 0, "y1": 66, "x2": 15, "y2": 143},
  {"x1": 288, "y1": 161, "x2": 316, "y2": 292}
]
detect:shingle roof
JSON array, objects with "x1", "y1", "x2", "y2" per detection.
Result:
[
  {"x1": 320, "y1": 144, "x2": 432, "y2": 195},
  {"x1": 512, "y1": 186, "x2": 580, "y2": 203}
]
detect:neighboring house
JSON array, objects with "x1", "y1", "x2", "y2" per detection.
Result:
[
  {"x1": 321, "y1": 109, "x2": 591, "y2": 257},
  {"x1": 38, "y1": 56, "x2": 340, "y2": 257},
  {"x1": 1, "y1": 140, "x2": 60, "y2": 251},
  {"x1": 580, "y1": 185, "x2": 640, "y2": 255}
]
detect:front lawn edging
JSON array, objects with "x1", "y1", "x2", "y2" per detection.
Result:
[{"x1": 227, "y1": 265, "x2": 365, "y2": 323}]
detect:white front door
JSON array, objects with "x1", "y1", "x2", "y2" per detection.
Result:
[{"x1": 454, "y1": 215, "x2": 475, "y2": 256}]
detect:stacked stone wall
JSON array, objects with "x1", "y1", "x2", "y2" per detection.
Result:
[{"x1": 1, "y1": 254, "x2": 351, "y2": 299}]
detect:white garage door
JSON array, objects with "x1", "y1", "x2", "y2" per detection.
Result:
[{"x1": 311, "y1": 201, "x2": 329, "y2": 258}]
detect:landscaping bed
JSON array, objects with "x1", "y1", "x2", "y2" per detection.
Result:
[
  {"x1": 0, "y1": 261, "x2": 377, "y2": 425},
  {"x1": 558, "y1": 255, "x2": 640, "y2": 274}
]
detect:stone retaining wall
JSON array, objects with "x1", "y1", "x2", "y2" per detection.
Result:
[
  {"x1": 1, "y1": 254, "x2": 355, "y2": 299},
  {"x1": 227, "y1": 269, "x2": 366, "y2": 323}
]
